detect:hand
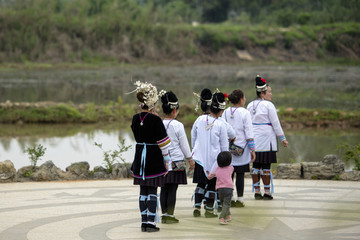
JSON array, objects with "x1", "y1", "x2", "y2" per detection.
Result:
[
  {"x1": 188, "y1": 160, "x2": 195, "y2": 170},
  {"x1": 251, "y1": 151, "x2": 256, "y2": 162},
  {"x1": 283, "y1": 140, "x2": 288, "y2": 148}
]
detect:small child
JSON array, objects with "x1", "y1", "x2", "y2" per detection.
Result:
[{"x1": 207, "y1": 151, "x2": 234, "y2": 225}]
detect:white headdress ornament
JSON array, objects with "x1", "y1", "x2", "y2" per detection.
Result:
[{"x1": 131, "y1": 81, "x2": 164, "y2": 110}]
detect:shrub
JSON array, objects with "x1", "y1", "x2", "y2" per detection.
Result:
[
  {"x1": 24, "y1": 144, "x2": 46, "y2": 169},
  {"x1": 338, "y1": 143, "x2": 360, "y2": 171},
  {"x1": 95, "y1": 140, "x2": 131, "y2": 173}
]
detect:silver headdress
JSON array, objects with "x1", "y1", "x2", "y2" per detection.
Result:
[{"x1": 130, "y1": 81, "x2": 164, "y2": 110}]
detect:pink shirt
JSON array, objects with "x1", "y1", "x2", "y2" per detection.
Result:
[{"x1": 209, "y1": 166, "x2": 234, "y2": 190}]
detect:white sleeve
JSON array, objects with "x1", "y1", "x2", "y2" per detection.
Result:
[
  {"x1": 268, "y1": 103, "x2": 285, "y2": 138},
  {"x1": 226, "y1": 122, "x2": 235, "y2": 139},
  {"x1": 178, "y1": 123, "x2": 192, "y2": 159},
  {"x1": 220, "y1": 124, "x2": 229, "y2": 152},
  {"x1": 191, "y1": 117, "x2": 199, "y2": 148},
  {"x1": 244, "y1": 110, "x2": 254, "y2": 140}
]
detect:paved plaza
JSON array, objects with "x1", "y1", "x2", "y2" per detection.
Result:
[{"x1": 0, "y1": 178, "x2": 359, "y2": 240}]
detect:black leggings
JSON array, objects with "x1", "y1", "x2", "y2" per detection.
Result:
[
  {"x1": 139, "y1": 186, "x2": 157, "y2": 224},
  {"x1": 232, "y1": 172, "x2": 245, "y2": 198},
  {"x1": 195, "y1": 178, "x2": 216, "y2": 210},
  {"x1": 160, "y1": 183, "x2": 178, "y2": 215},
  {"x1": 253, "y1": 163, "x2": 271, "y2": 169},
  {"x1": 140, "y1": 185, "x2": 157, "y2": 196}
]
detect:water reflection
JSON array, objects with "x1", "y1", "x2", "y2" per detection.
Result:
[
  {"x1": 0, "y1": 124, "x2": 358, "y2": 171},
  {"x1": 0, "y1": 65, "x2": 359, "y2": 110}
]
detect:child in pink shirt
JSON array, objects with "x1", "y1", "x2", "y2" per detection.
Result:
[{"x1": 208, "y1": 151, "x2": 234, "y2": 225}]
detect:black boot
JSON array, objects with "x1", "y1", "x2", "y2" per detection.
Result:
[{"x1": 146, "y1": 224, "x2": 160, "y2": 232}]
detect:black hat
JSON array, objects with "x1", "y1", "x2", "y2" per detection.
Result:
[{"x1": 255, "y1": 75, "x2": 268, "y2": 92}]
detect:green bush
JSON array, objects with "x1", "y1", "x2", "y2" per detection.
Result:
[
  {"x1": 24, "y1": 144, "x2": 46, "y2": 169},
  {"x1": 338, "y1": 143, "x2": 360, "y2": 171},
  {"x1": 95, "y1": 140, "x2": 132, "y2": 173}
]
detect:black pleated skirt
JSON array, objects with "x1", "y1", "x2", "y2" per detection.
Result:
[
  {"x1": 192, "y1": 163, "x2": 209, "y2": 184},
  {"x1": 133, "y1": 175, "x2": 166, "y2": 187},
  {"x1": 163, "y1": 171, "x2": 188, "y2": 185},
  {"x1": 233, "y1": 164, "x2": 250, "y2": 173},
  {"x1": 254, "y1": 151, "x2": 277, "y2": 164}
]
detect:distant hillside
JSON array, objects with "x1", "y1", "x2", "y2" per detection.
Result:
[{"x1": 0, "y1": 0, "x2": 359, "y2": 64}]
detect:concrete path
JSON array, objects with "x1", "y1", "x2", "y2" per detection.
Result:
[{"x1": 0, "y1": 178, "x2": 359, "y2": 240}]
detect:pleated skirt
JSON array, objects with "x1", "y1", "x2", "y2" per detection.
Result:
[
  {"x1": 192, "y1": 163, "x2": 209, "y2": 184},
  {"x1": 163, "y1": 171, "x2": 188, "y2": 185},
  {"x1": 233, "y1": 164, "x2": 250, "y2": 173},
  {"x1": 133, "y1": 175, "x2": 166, "y2": 187},
  {"x1": 254, "y1": 151, "x2": 277, "y2": 164}
]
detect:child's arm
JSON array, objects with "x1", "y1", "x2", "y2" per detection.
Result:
[{"x1": 206, "y1": 171, "x2": 216, "y2": 180}]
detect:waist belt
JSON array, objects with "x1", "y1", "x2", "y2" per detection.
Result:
[
  {"x1": 252, "y1": 123, "x2": 272, "y2": 126},
  {"x1": 137, "y1": 143, "x2": 158, "y2": 180}
]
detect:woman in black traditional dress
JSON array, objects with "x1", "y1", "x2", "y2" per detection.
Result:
[{"x1": 130, "y1": 81, "x2": 171, "y2": 232}]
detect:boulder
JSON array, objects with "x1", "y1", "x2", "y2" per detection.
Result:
[
  {"x1": 93, "y1": 166, "x2": 111, "y2": 179},
  {"x1": 0, "y1": 160, "x2": 17, "y2": 182},
  {"x1": 17, "y1": 166, "x2": 39, "y2": 182},
  {"x1": 302, "y1": 155, "x2": 345, "y2": 180},
  {"x1": 30, "y1": 161, "x2": 66, "y2": 181},
  {"x1": 339, "y1": 170, "x2": 360, "y2": 181},
  {"x1": 65, "y1": 162, "x2": 90, "y2": 180},
  {"x1": 112, "y1": 163, "x2": 131, "y2": 179},
  {"x1": 275, "y1": 163, "x2": 302, "y2": 179}
]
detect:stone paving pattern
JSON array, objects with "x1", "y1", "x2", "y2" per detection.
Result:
[{"x1": 0, "y1": 178, "x2": 359, "y2": 240}]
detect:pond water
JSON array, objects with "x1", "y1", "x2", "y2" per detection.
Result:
[
  {"x1": 0, "y1": 65, "x2": 359, "y2": 171},
  {"x1": 0, "y1": 65, "x2": 359, "y2": 110},
  {"x1": 0, "y1": 124, "x2": 358, "y2": 171}
]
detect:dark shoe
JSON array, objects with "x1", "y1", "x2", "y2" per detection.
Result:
[
  {"x1": 205, "y1": 210, "x2": 218, "y2": 218},
  {"x1": 193, "y1": 208, "x2": 201, "y2": 217},
  {"x1": 146, "y1": 224, "x2": 160, "y2": 232},
  {"x1": 161, "y1": 216, "x2": 167, "y2": 224},
  {"x1": 263, "y1": 193, "x2": 273, "y2": 200},
  {"x1": 255, "y1": 193, "x2": 263, "y2": 200},
  {"x1": 165, "y1": 216, "x2": 179, "y2": 224},
  {"x1": 141, "y1": 223, "x2": 147, "y2": 232},
  {"x1": 232, "y1": 200, "x2": 245, "y2": 208}
]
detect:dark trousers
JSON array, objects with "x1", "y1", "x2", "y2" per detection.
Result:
[
  {"x1": 160, "y1": 183, "x2": 178, "y2": 215},
  {"x1": 232, "y1": 172, "x2": 245, "y2": 197},
  {"x1": 218, "y1": 188, "x2": 233, "y2": 219}
]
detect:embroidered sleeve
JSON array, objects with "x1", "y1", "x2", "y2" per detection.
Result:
[
  {"x1": 157, "y1": 136, "x2": 171, "y2": 152},
  {"x1": 247, "y1": 139, "x2": 255, "y2": 151},
  {"x1": 278, "y1": 135, "x2": 286, "y2": 142}
]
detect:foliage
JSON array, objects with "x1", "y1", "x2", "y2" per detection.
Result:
[
  {"x1": 338, "y1": 143, "x2": 360, "y2": 171},
  {"x1": 24, "y1": 144, "x2": 46, "y2": 169},
  {"x1": 0, "y1": 0, "x2": 359, "y2": 63},
  {"x1": 95, "y1": 140, "x2": 131, "y2": 173}
]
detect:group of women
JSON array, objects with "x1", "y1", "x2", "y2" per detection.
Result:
[{"x1": 130, "y1": 75, "x2": 288, "y2": 232}]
